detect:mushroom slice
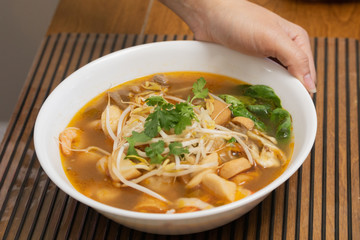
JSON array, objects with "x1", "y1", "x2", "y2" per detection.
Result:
[
  {"x1": 153, "y1": 74, "x2": 169, "y2": 85},
  {"x1": 210, "y1": 99, "x2": 232, "y2": 126},
  {"x1": 219, "y1": 157, "x2": 252, "y2": 179},
  {"x1": 232, "y1": 116, "x2": 255, "y2": 130},
  {"x1": 252, "y1": 129, "x2": 277, "y2": 145},
  {"x1": 257, "y1": 143, "x2": 287, "y2": 168},
  {"x1": 247, "y1": 131, "x2": 287, "y2": 167}
]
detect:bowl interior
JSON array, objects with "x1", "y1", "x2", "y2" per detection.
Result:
[{"x1": 34, "y1": 41, "x2": 317, "y2": 220}]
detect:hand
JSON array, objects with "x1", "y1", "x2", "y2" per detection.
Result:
[{"x1": 160, "y1": 0, "x2": 317, "y2": 93}]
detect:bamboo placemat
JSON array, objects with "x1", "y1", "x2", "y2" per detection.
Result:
[{"x1": 0, "y1": 33, "x2": 359, "y2": 239}]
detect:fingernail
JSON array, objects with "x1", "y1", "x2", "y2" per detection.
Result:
[{"x1": 303, "y1": 73, "x2": 317, "y2": 93}]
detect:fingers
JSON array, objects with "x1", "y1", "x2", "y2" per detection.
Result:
[{"x1": 272, "y1": 26, "x2": 317, "y2": 93}]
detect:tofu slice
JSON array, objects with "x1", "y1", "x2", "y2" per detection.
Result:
[
  {"x1": 199, "y1": 152, "x2": 219, "y2": 167},
  {"x1": 201, "y1": 173, "x2": 237, "y2": 202},
  {"x1": 134, "y1": 194, "x2": 168, "y2": 213}
]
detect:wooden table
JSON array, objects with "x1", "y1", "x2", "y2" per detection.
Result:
[
  {"x1": 0, "y1": 1, "x2": 359, "y2": 239},
  {"x1": 47, "y1": 0, "x2": 360, "y2": 39}
]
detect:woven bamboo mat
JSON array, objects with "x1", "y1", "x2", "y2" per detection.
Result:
[{"x1": 0, "y1": 33, "x2": 359, "y2": 239}]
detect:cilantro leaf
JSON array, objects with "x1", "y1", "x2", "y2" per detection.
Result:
[
  {"x1": 144, "y1": 96, "x2": 198, "y2": 136},
  {"x1": 144, "y1": 109, "x2": 161, "y2": 138},
  {"x1": 191, "y1": 77, "x2": 209, "y2": 102},
  {"x1": 126, "y1": 131, "x2": 152, "y2": 157},
  {"x1": 127, "y1": 145, "x2": 138, "y2": 157},
  {"x1": 169, "y1": 142, "x2": 189, "y2": 156},
  {"x1": 145, "y1": 140, "x2": 166, "y2": 164},
  {"x1": 174, "y1": 116, "x2": 192, "y2": 135},
  {"x1": 173, "y1": 102, "x2": 197, "y2": 134},
  {"x1": 145, "y1": 96, "x2": 167, "y2": 106},
  {"x1": 176, "y1": 102, "x2": 196, "y2": 119},
  {"x1": 227, "y1": 137, "x2": 237, "y2": 143},
  {"x1": 158, "y1": 108, "x2": 178, "y2": 131},
  {"x1": 126, "y1": 131, "x2": 152, "y2": 145}
]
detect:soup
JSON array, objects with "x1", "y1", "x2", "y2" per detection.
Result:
[{"x1": 59, "y1": 72, "x2": 293, "y2": 213}]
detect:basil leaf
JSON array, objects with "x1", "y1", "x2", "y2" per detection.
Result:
[
  {"x1": 270, "y1": 108, "x2": 292, "y2": 142},
  {"x1": 245, "y1": 85, "x2": 282, "y2": 108},
  {"x1": 247, "y1": 104, "x2": 272, "y2": 119}
]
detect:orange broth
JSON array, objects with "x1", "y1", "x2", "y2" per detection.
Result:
[{"x1": 61, "y1": 72, "x2": 293, "y2": 212}]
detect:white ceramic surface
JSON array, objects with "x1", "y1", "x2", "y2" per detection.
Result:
[{"x1": 34, "y1": 41, "x2": 317, "y2": 235}]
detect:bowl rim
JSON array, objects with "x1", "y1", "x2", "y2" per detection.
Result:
[{"x1": 34, "y1": 40, "x2": 317, "y2": 221}]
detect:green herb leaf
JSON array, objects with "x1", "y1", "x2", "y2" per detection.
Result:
[
  {"x1": 173, "y1": 102, "x2": 197, "y2": 134},
  {"x1": 174, "y1": 116, "x2": 192, "y2": 135},
  {"x1": 127, "y1": 145, "x2": 138, "y2": 157},
  {"x1": 145, "y1": 96, "x2": 167, "y2": 106},
  {"x1": 219, "y1": 94, "x2": 245, "y2": 108},
  {"x1": 191, "y1": 77, "x2": 209, "y2": 102},
  {"x1": 232, "y1": 106, "x2": 266, "y2": 131},
  {"x1": 247, "y1": 104, "x2": 272, "y2": 119},
  {"x1": 144, "y1": 109, "x2": 162, "y2": 138},
  {"x1": 270, "y1": 108, "x2": 290, "y2": 124},
  {"x1": 126, "y1": 131, "x2": 152, "y2": 144},
  {"x1": 276, "y1": 117, "x2": 292, "y2": 142},
  {"x1": 244, "y1": 85, "x2": 282, "y2": 108},
  {"x1": 145, "y1": 140, "x2": 166, "y2": 164},
  {"x1": 270, "y1": 108, "x2": 292, "y2": 142},
  {"x1": 220, "y1": 94, "x2": 266, "y2": 131},
  {"x1": 169, "y1": 142, "x2": 189, "y2": 156},
  {"x1": 126, "y1": 131, "x2": 152, "y2": 157},
  {"x1": 227, "y1": 137, "x2": 237, "y2": 143}
]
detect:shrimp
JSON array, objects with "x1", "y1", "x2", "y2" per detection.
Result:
[{"x1": 59, "y1": 127, "x2": 80, "y2": 156}]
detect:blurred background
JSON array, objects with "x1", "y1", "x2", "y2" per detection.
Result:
[{"x1": 0, "y1": 0, "x2": 59, "y2": 140}]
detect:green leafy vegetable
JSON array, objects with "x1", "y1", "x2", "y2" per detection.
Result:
[
  {"x1": 126, "y1": 131, "x2": 152, "y2": 157},
  {"x1": 145, "y1": 97, "x2": 177, "y2": 137},
  {"x1": 173, "y1": 102, "x2": 197, "y2": 134},
  {"x1": 237, "y1": 96, "x2": 256, "y2": 105},
  {"x1": 220, "y1": 94, "x2": 266, "y2": 131},
  {"x1": 218, "y1": 94, "x2": 244, "y2": 108},
  {"x1": 169, "y1": 142, "x2": 189, "y2": 156},
  {"x1": 145, "y1": 96, "x2": 167, "y2": 106},
  {"x1": 145, "y1": 140, "x2": 166, "y2": 164},
  {"x1": 236, "y1": 84, "x2": 251, "y2": 95},
  {"x1": 270, "y1": 108, "x2": 292, "y2": 142},
  {"x1": 247, "y1": 104, "x2": 272, "y2": 119},
  {"x1": 145, "y1": 96, "x2": 196, "y2": 137},
  {"x1": 232, "y1": 106, "x2": 266, "y2": 131},
  {"x1": 270, "y1": 108, "x2": 290, "y2": 124},
  {"x1": 227, "y1": 137, "x2": 237, "y2": 143},
  {"x1": 191, "y1": 77, "x2": 209, "y2": 102},
  {"x1": 244, "y1": 85, "x2": 282, "y2": 108}
]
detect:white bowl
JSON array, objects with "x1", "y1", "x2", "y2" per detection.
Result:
[{"x1": 34, "y1": 41, "x2": 317, "y2": 235}]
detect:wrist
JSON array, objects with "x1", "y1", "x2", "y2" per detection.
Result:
[{"x1": 159, "y1": 0, "x2": 217, "y2": 40}]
